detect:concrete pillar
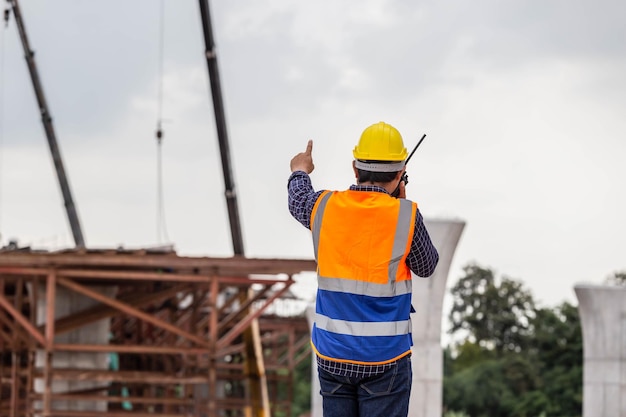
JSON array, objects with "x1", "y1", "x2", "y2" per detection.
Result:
[
  {"x1": 409, "y1": 219, "x2": 465, "y2": 417},
  {"x1": 35, "y1": 285, "x2": 114, "y2": 414},
  {"x1": 307, "y1": 218, "x2": 465, "y2": 417},
  {"x1": 575, "y1": 285, "x2": 626, "y2": 417}
]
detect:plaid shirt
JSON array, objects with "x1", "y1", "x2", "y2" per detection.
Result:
[
  {"x1": 288, "y1": 170, "x2": 438, "y2": 376},
  {"x1": 316, "y1": 355, "x2": 400, "y2": 378}
]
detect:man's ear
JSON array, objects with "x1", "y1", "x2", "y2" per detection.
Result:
[
  {"x1": 352, "y1": 161, "x2": 359, "y2": 179},
  {"x1": 395, "y1": 168, "x2": 406, "y2": 181}
]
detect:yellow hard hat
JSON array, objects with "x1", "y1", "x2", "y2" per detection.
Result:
[{"x1": 353, "y1": 122, "x2": 408, "y2": 162}]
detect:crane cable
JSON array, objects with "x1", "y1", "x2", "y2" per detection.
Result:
[
  {"x1": 0, "y1": 7, "x2": 10, "y2": 244},
  {"x1": 155, "y1": 0, "x2": 170, "y2": 244}
]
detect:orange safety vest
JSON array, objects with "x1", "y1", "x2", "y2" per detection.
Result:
[{"x1": 310, "y1": 189, "x2": 417, "y2": 365}]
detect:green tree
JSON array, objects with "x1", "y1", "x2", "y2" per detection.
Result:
[
  {"x1": 448, "y1": 264, "x2": 536, "y2": 355},
  {"x1": 444, "y1": 263, "x2": 583, "y2": 417},
  {"x1": 527, "y1": 302, "x2": 582, "y2": 417},
  {"x1": 449, "y1": 340, "x2": 494, "y2": 374},
  {"x1": 444, "y1": 355, "x2": 541, "y2": 417}
]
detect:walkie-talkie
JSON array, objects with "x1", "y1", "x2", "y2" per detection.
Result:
[{"x1": 391, "y1": 134, "x2": 427, "y2": 198}]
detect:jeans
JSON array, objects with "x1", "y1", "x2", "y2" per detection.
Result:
[{"x1": 318, "y1": 356, "x2": 412, "y2": 417}]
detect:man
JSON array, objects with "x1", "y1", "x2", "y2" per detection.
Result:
[{"x1": 288, "y1": 121, "x2": 439, "y2": 417}]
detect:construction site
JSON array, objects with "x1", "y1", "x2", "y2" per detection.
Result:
[
  {"x1": 1, "y1": 0, "x2": 317, "y2": 415},
  {"x1": 4, "y1": 2, "x2": 625, "y2": 417}
]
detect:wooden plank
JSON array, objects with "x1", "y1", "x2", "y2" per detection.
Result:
[
  {"x1": 30, "y1": 393, "x2": 194, "y2": 406},
  {"x1": 42, "y1": 283, "x2": 190, "y2": 336},
  {"x1": 0, "y1": 253, "x2": 317, "y2": 276},
  {"x1": 31, "y1": 369, "x2": 210, "y2": 384},
  {"x1": 43, "y1": 411, "x2": 188, "y2": 417},
  {"x1": 52, "y1": 344, "x2": 208, "y2": 355},
  {"x1": 57, "y1": 277, "x2": 209, "y2": 348},
  {"x1": 0, "y1": 293, "x2": 45, "y2": 346},
  {"x1": 217, "y1": 280, "x2": 294, "y2": 350}
]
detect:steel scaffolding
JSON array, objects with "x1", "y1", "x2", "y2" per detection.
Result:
[{"x1": 0, "y1": 249, "x2": 315, "y2": 416}]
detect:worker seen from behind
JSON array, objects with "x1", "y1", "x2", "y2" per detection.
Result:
[{"x1": 288, "y1": 121, "x2": 439, "y2": 417}]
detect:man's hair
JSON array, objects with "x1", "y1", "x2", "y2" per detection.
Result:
[{"x1": 356, "y1": 169, "x2": 399, "y2": 184}]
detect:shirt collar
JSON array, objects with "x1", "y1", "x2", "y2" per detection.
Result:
[{"x1": 349, "y1": 184, "x2": 390, "y2": 195}]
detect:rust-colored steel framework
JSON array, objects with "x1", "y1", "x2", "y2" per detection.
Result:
[{"x1": 0, "y1": 250, "x2": 315, "y2": 416}]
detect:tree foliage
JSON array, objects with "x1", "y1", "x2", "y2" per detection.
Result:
[
  {"x1": 445, "y1": 355, "x2": 545, "y2": 417},
  {"x1": 444, "y1": 263, "x2": 582, "y2": 417},
  {"x1": 448, "y1": 263, "x2": 536, "y2": 354}
]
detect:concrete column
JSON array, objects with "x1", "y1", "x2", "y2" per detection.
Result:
[
  {"x1": 307, "y1": 218, "x2": 465, "y2": 417},
  {"x1": 575, "y1": 285, "x2": 626, "y2": 417},
  {"x1": 34, "y1": 285, "x2": 114, "y2": 414},
  {"x1": 409, "y1": 219, "x2": 465, "y2": 417}
]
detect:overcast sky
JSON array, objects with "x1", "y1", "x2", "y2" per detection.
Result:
[{"x1": 1, "y1": 0, "x2": 624, "y2": 310}]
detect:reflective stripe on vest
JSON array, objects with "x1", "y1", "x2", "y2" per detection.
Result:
[
  {"x1": 315, "y1": 313, "x2": 411, "y2": 337},
  {"x1": 311, "y1": 190, "x2": 332, "y2": 264},
  {"x1": 389, "y1": 198, "x2": 415, "y2": 281},
  {"x1": 317, "y1": 276, "x2": 412, "y2": 297}
]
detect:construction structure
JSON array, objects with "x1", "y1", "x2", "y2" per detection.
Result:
[
  {"x1": 0, "y1": 249, "x2": 315, "y2": 416},
  {"x1": 3, "y1": 0, "x2": 294, "y2": 415},
  {"x1": 575, "y1": 284, "x2": 626, "y2": 417}
]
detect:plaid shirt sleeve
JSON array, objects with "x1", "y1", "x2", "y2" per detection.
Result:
[
  {"x1": 408, "y1": 209, "x2": 439, "y2": 277},
  {"x1": 287, "y1": 171, "x2": 324, "y2": 229}
]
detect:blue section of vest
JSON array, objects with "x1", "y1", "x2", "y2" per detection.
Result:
[
  {"x1": 316, "y1": 289, "x2": 411, "y2": 322},
  {"x1": 313, "y1": 287, "x2": 413, "y2": 363}
]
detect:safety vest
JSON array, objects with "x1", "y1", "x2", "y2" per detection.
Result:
[{"x1": 310, "y1": 189, "x2": 417, "y2": 365}]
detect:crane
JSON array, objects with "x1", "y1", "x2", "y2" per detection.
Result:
[
  {"x1": 7, "y1": 1, "x2": 269, "y2": 413},
  {"x1": 197, "y1": 1, "x2": 270, "y2": 416},
  {"x1": 7, "y1": 0, "x2": 85, "y2": 248}
]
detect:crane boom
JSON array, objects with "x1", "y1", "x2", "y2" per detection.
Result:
[
  {"x1": 198, "y1": 0, "x2": 244, "y2": 256},
  {"x1": 8, "y1": 0, "x2": 85, "y2": 248},
  {"x1": 197, "y1": 2, "x2": 270, "y2": 416}
]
